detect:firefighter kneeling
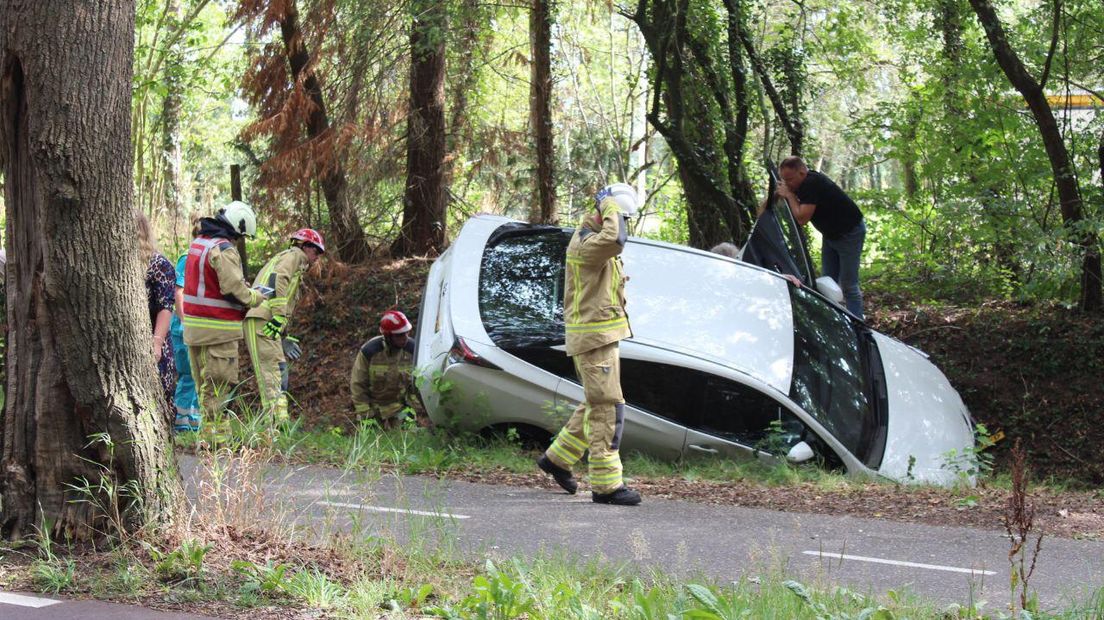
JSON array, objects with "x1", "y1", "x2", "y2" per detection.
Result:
[{"x1": 350, "y1": 310, "x2": 416, "y2": 430}]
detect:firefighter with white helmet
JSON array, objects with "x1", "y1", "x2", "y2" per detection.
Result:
[
  {"x1": 536, "y1": 182, "x2": 643, "y2": 505},
  {"x1": 350, "y1": 310, "x2": 416, "y2": 430},
  {"x1": 244, "y1": 228, "x2": 326, "y2": 424},
  {"x1": 182, "y1": 201, "x2": 267, "y2": 422}
]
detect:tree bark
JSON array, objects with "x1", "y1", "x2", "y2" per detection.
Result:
[
  {"x1": 0, "y1": 0, "x2": 181, "y2": 541},
  {"x1": 278, "y1": 0, "x2": 371, "y2": 263},
  {"x1": 162, "y1": 0, "x2": 185, "y2": 243},
  {"x1": 529, "y1": 0, "x2": 556, "y2": 224},
  {"x1": 393, "y1": 0, "x2": 448, "y2": 256},
  {"x1": 969, "y1": 0, "x2": 1101, "y2": 311},
  {"x1": 630, "y1": 0, "x2": 752, "y2": 249}
]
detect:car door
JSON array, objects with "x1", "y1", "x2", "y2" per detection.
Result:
[
  {"x1": 682, "y1": 373, "x2": 811, "y2": 465},
  {"x1": 554, "y1": 357, "x2": 691, "y2": 461},
  {"x1": 739, "y1": 159, "x2": 817, "y2": 286}
]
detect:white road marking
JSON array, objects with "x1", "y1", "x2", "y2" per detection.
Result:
[
  {"x1": 316, "y1": 500, "x2": 471, "y2": 520},
  {"x1": 0, "y1": 592, "x2": 62, "y2": 608},
  {"x1": 803, "y1": 551, "x2": 996, "y2": 576}
]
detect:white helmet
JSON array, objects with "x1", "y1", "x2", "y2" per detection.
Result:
[
  {"x1": 218, "y1": 200, "x2": 257, "y2": 238},
  {"x1": 595, "y1": 183, "x2": 640, "y2": 219}
]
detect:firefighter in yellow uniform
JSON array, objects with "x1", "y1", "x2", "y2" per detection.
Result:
[
  {"x1": 350, "y1": 310, "x2": 416, "y2": 430},
  {"x1": 182, "y1": 201, "x2": 267, "y2": 421},
  {"x1": 244, "y1": 229, "x2": 325, "y2": 424},
  {"x1": 537, "y1": 183, "x2": 642, "y2": 506}
]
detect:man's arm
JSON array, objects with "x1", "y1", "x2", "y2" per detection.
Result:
[
  {"x1": 211, "y1": 244, "x2": 262, "y2": 307},
  {"x1": 575, "y1": 198, "x2": 627, "y2": 263},
  {"x1": 350, "y1": 350, "x2": 372, "y2": 413},
  {"x1": 776, "y1": 185, "x2": 816, "y2": 226}
]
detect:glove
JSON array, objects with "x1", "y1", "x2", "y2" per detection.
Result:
[
  {"x1": 282, "y1": 335, "x2": 302, "y2": 361},
  {"x1": 262, "y1": 315, "x2": 288, "y2": 339}
]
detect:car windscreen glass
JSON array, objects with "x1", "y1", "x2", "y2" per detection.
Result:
[
  {"x1": 479, "y1": 227, "x2": 571, "y2": 365},
  {"x1": 788, "y1": 285, "x2": 876, "y2": 459}
]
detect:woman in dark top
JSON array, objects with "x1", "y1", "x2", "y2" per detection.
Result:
[{"x1": 138, "y1": 212, "x2": 177, "y2": 414}]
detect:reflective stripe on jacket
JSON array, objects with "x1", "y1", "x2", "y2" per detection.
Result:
[
  {"x1": 564, "y1": 197, "x2": 632, "y2": 356},
  {"x1": 246, "y1": 247, "x2": 310, "y2": 324},
  {"x1": 182, "y1": 235, "x2": 259, "y2": 345}
]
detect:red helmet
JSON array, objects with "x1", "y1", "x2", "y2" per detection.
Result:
[
  {"x1": 380, "y1": 310, "x2": 412, "y2": 335},
  {"x1": 290, "y1": 228, "x2": 325, "y2": 253}
]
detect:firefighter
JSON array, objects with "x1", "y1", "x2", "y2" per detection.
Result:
[
  {"x1": 182, "y1": 201, "x2": 267, "y2": 421},
  {"x1": 350, "y1": 310, "x2": 416, "y2": 430},
  {"x1": 244, "y1": 229, "x2": 325, "y2": 424},
  {"x1": 537, "y1": 183, "x2": 642, "y2": 506}
]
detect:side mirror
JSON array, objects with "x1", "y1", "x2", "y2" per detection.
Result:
[
  {"x1": 815, "y1": 276, "x2": 845, "y2": 306},
  {"x1": 786, "y1": 441, "x2": 815, "y2": 464}
]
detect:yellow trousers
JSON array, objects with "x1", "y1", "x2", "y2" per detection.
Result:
[
  {"x1": 244, "y1": 317, "x2": 288, "y2": 423},
  {"x1": 544, "y1": 342, "x2": 626, "y2": 493},
  {"x1": 188, "y1": 340, "x2": 239, "y2": 420}
]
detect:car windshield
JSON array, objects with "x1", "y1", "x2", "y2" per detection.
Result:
[{"x1": 788, "y1": 285, "x2": 877, "y2": 459}]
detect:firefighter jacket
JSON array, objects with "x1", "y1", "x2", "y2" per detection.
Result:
[
  {"x1": 564, "y1": 197, "x2": 632, "y2": 356},
  {"x1": 182, "y1": 218, "x2": 263, "y2": 346},
  {"x1": 350, "y1": 335, "x2": 416, "y2": 417},
  {"x1": 246, "y1": 247, "x2": 310, "y2": 326}
]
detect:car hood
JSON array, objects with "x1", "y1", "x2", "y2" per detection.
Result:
[{"x1": 871, "y1": 332, "x2": 974, "y2": 485}]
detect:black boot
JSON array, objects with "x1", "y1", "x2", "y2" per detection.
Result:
[
  {"x1": 536, "y1": 455, "x2": 578, "y2": 494},
  {"x1": 592, "y1": 485, "x2": 641, "y2": 506}
]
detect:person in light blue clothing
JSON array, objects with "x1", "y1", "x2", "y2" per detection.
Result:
[{"x1": 172, "y1": 249, "x2": 201, "y2": 431}]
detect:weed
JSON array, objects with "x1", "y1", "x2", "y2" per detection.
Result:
[
  {"x1": 1003, "y1": 439, "x2": 1043, "y2": 615},
  {"x1": 231, "y1": 559, "x2": 294, "y2": 594},
  {"x1": 286, "y1": 568, "x2": 346, "y2": 609},
  {"x1": 941, "y1": 423, "x2": 997, "y2": 486},
  {"x1": 31, "y1": 558, "x2": 76, "y2": 594},
  {"x1": 149, "y1": 538, "x2": 211, "y2": 584}
]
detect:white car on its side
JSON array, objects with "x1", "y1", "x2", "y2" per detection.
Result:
[{"x1": 413, "y1": 212, "x2": 977, "y2": 486}]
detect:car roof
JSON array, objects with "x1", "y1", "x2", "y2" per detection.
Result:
[{"x1": 454, "y1": 215, "x2": 795, "y2": 393}]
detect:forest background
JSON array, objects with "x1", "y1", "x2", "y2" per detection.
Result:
[{"x1": 5, "y1": 0, "x2": 1104, "y2": 479}]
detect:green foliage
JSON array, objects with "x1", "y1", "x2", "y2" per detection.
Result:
[{"x1": 149, "y1": 538, "x2": 211, "y2": 584}]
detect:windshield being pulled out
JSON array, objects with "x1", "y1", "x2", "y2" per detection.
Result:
[{"x1": 788, "y1": 285, "x2": 876, "y2": 459}]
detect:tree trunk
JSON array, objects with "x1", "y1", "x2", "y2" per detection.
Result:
[
  {"x1": 163, "y1": 0, "x2": 185, "y2": 244},
  {"x1": 969, "y1": 0, "x2": 1101, "y2": 311},
  {"x1": 279, "y1": 0, "x2": 371, "y2": 264},
  {"x1": 631, "y1": 0, "x2": 748, "y2": 249},
  {"x1": 0, "y1": 0, "x2": 181, "y2": 541},
  {"x1": 393, "y1": 0, "x2": 448, "y2": 256},
  {"x1": 529, "y1": 0, "x2": 556, "y2": 224}
]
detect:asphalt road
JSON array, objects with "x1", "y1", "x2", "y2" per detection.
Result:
[
  {"x1": 0, "y1": 592, "x2": 211, "y2": 620},
  {"x1": 179, "y1": 455, "x2": 1104, "y2": 612}
]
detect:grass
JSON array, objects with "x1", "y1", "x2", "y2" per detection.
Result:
[
  {"x1": 6, "y1": 404, "x2": 1101, "y2": 619},
  {"x1": 176, "y1": 408, "x2": 856, "y2": 489}
]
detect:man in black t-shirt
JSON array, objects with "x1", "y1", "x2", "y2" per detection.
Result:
[{"x1": 776, "y1": 156, "x2": 866, "y2": 319}]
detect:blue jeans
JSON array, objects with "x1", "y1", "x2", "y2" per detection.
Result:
[
  {"x1": 821, "y1": 220, "x2": 866, "y2": 319},
  {"x1": 171, "y1": 330, "x2": 201, "y2": 430}
]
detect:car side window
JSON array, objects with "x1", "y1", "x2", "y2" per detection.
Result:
[
  {"x1": 479, "y1": 229, "x2": 569, "y2": 340},
  {"x1": 619, "y1": 359, "x2": 704, "y2": 428},
  {"x1": 697, "y1": 376, "x2": 804, "y2": 449}
]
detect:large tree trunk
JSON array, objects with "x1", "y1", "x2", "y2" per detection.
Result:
[
  {"x1": 529, "y1": 0, "x2": 556, "y2": 224},
  {"x1": 279, "y1": 0, "x2": 371, "y2": 264},
  {"x1": 969, "y1": 0, "x2": 1102, "y2": 311},
  {"x1": 393, "y1": 0, "x2": 448, "y2": 256},
  {"x1": 0, "y1": 0, "x2": 181, "y2": 541}
]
